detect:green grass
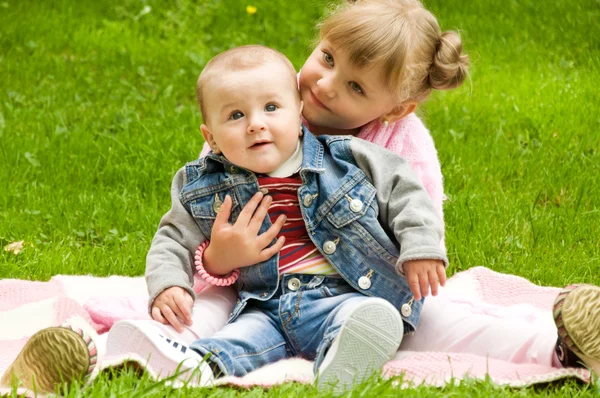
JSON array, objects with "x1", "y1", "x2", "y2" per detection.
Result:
[{"x1": 1, "y1": 0, "x2": 599, "y2": 396}]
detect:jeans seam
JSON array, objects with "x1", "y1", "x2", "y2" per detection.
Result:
[{"x1": 231, "y1": 341, "x2": 287, "y2": 360}]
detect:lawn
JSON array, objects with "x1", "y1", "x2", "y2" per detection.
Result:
[{"x1": 1, "y1": 0, "x2": 599, "y2": 396}]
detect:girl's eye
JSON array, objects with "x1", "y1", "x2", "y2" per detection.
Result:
[
  {"x1": 349, "y1": 82, "x2": 363, "y2": 94},
  {"x1": 265, "y1": 103, "x2": 278, "y2": 112},
  {"x1": 323, "y1": 51, "x2": 334, "y2": 67},
  {"x1": 229, "y1": 111, "x2": 244, "y2": 120}
]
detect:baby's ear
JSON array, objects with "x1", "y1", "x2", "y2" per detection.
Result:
[
  {"x1": 383, "y1": 103, "x2": 417, "y2": 124},
  {"x1": 200, "y1": 124, "x2": 221, "y2": 154}
]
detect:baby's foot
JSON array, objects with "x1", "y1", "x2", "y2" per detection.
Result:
[
  {"x1": 553, "y1": 284, "x2": 600, "y2": 376},
  {"x1": 105, "y1": 320, "x2": 215, "y2": 387},
  {"x1": 316, "y1": 298, "x2": 403, "y2": 393},
  {"x1": 0, "y1": 319, "x2": 97, "y2": 393}
]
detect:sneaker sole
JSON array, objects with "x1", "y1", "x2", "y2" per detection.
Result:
[
  {"x1": 317, "y1": 299, "x2": 403, "y2": 393},
  {"x1": 0, "y1": 327, "x2": 91, "y2": 393},
  {"x1": 106, "y1": 320, "x2": 200, "y2": 380},
  {"x1": 555, "y1": 284, "x2": 600, "y2": 375}
]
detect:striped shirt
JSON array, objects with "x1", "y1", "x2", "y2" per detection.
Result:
[{"x1": 257, "y1": 175, "x2": 338, "y2": 275}]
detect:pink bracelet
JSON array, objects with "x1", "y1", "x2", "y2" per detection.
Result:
[{"x1": 195, "y1": 240, "x2": 240, "y2": 286}]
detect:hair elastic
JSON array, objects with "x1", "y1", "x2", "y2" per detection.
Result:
[{"x1": 195, "y1": 240, "x2": 240, "y2": 286}]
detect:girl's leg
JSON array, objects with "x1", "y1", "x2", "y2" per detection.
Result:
[
  {"x1": 400, "y1": 288, "x2": 558, "y2": 366},
  {"x1": 140, "y1": 285, "x2": 237, "y2": 344}
]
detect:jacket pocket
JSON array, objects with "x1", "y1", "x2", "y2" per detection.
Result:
[
  {"x1": 324, "y1": 176, "x2": 377, "y2": 228},
  {"x1": 185, "y1": 187, "x2": 241, "y2": 236}
]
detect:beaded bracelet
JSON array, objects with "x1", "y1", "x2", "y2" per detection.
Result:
[{"x1": 194, "y1": 240, "x2": 240, "y2": 286}]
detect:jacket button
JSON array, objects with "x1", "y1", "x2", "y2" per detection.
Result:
[
  {"x1": 261, "y1": 292, "x2": 268, "y2": 298},
  {"x1": 287, "y1": 277, "x2": 301, "y2": 291},
  {"x1": 401, "y1": 303, "x2": 412, "y2": 317},
  {"x1": 350, "y1": 199, "x2": 363, "y2": 212},
  {"x1": 323, "y1": 240, "x2": 336, "y2": 254},
  {"x1": 303, "y1": 194, "x2": 313, "y2": 207},
  {"x1": 230, "y1": 166, "x2": 237, "y2": 173},
  {"x1": 358, "y1": 276, "x2": 371, "y2": 290}
]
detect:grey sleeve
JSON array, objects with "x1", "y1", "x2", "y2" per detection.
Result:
[
  {"x1": 145, "y1": 167, "x2": 208, "y2": 311},
  {"x1": 349, "y1": 138, "x2": 448, "y2": 272}
]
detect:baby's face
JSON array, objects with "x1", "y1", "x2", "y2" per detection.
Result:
[
  {"x1": 299, "y1": 41, "x2": 397, "y2": 132},
  {"x1": 201, "y1": 61, "x2": 303, "y2": 175}
]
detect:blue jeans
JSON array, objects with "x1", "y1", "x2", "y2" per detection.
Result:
[{"x1": 190, "y1": 274, "x2": 372, "y2": 377}]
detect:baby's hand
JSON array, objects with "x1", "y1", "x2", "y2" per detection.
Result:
[
  {"x1": 151, "y1": 286, "x2": 194, "y2": 333},
  {"x1": 203, "y1": 192, "x2": 286, "y2": 275},
  {"x1": 403, "y1": 259, "x2": 446, "y2": 301}
]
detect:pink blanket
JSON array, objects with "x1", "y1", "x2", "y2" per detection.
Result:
[{"x1": 0, "y1": 267, "x2": 590, "y2": 395}]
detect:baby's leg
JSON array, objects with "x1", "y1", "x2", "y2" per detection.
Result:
[
  {"x1": 312, "y1": 296, "x2": 404, "y2": 393},
  {"x1": 190, "y1": 305, "x2": 289, "y2": 377},
  {"x1": 400, "y1": 288, "x2": 558, "y2": 366}
]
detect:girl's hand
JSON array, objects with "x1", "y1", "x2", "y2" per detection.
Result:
[
  {"x1": 151, "y1": 286, "x2": 194, "y2": 333},
  {"x1": 203, "y1": 192, "x2": 286, "y2": 275},
  {"x1": 403, "y1": 259, "x2": 446, "y2": 301}
]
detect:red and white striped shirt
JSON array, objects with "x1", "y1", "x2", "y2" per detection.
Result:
[{"x1": 257, "y1": 175, "x2": 338, "y2": 275}]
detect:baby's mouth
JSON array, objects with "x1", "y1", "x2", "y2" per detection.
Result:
[{"x1": 250, "y1": 141, "x2": 271, "y2": 149}]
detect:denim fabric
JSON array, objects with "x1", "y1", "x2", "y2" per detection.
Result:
[
  {"x1": 180, "y1": 127, "x2": 422, "y2": 332},
  {"x1": 190, "y1": 274, "x2": 372, "y2": 376}
]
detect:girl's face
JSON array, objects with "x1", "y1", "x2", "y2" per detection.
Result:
[{"x1": 299, "y1": 41, "x2": 398, "y2": 134}]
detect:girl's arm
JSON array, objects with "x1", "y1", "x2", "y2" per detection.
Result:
[{"x1": 357, "y1": 114, "x2": 444, "y2": 222}]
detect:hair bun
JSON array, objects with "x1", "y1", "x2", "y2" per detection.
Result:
[{"x1": 428, "y1": 31, "x2": 469, "y2": 90}]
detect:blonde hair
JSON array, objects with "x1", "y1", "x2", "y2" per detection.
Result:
[
  {"x1": 320, "y1": 0, "x2": 469, "y2": 104},
  {"x1": 196, "y1": 45, "x2": 299, "y2": 121}
]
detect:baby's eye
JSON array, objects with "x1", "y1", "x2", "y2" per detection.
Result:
[
  {"x1": 229, "y1": 111, "x2": 244, "y2": 120},
  {"x1": 265, "y1": 103, "x2": 278, "y2": 112},
  {"x1": 323, "y1": 51, "x2": 334, "y2": 67},
  {"x1": 349, "y1": 82, "x2": 363, "y2": 94}
]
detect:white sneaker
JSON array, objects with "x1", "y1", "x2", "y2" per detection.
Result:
[
  {"x1": 316, "y1": 298, "x2": 403, "y2": 393},
  {"x1": 105, "y1": 320, "x2": 214, "y2": 387}
]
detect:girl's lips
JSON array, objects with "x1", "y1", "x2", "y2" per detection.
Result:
[{"x1": 309, "y1": 90, "x2": 328, "y2": 110}]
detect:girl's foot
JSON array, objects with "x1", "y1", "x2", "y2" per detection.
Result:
[
  {"x1": 553, "y1": 284, "x2": 600, "y2": 375},
  {"x1": 316, "y1": 298, "x2": 403, "y2": 393},
  {"x1": 0, "y1": 322, "x2": 97, "y2": 393}
]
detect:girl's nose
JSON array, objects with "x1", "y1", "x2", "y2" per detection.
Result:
[{"x1": 317, "y1": 77, "x2": 336, "y2": 99}]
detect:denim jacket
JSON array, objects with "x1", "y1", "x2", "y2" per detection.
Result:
[{"x1": 146, "y1": 127, "x2": 447, "y2": 333}]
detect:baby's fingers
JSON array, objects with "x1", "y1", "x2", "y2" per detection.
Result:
[
  {"x1": 213, "y1": 195, "x2": 233, "y2": 228},
  {"x1": 437, "y1": 265, "x2": 447, "y2": 287},
  {"x1": 236, "y1": 192, "x2": 264, "y2": 225},
  {"x1": 419, "y1": 273, "x2": 430, "y2": 299},
  {"x1": 407, "y1": 272, "x2": 422, "y2": 301},
  {"x1": 257, "y1": 236, "x2": 286, "y2": 263},
  {"x1": 151, "y1": 306, "x2": 168, "y2": 325},
  {"x1": 161, "y1": 305, "x2": 185, "y2": 333},
  {"x1": 258, "y1": 214, "x2": 286, "y2": 246},
  {"x1": 428, "y1": 268, "x2": 439, "y2": 296},
  {"x1": 173, "y1": 295, "x2": 193, "y2": 326},
  {"x1": 248, "y1": 195, "x2": 273, "y2": 233}
]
